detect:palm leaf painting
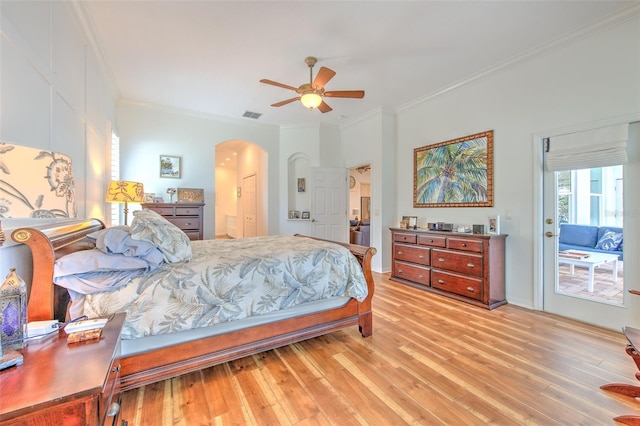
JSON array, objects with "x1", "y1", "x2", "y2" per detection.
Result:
[{"x1": 414, "y1": 130, "x2": 494, "y2": 207}]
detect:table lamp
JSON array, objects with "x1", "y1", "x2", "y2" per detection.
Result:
[
  {"x1": 352, "y1": 209, "x2": 360, "y2": 221},
  {"x1": 105, "y1": 180, "x2": 144, "y2": 225}
]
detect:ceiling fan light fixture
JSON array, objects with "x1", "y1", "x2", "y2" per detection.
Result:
[{"x1": 301, "y1": 92, "x2": 322, "y2": 110}]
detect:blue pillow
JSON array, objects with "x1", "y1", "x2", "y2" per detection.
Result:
[{"x1": 595, "y1": 231, "x2": 623, "y2": 251}]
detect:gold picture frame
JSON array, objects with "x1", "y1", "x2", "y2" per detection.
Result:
[{"x1": 414, "y1": 130, "x2": 493, "y2": 207}]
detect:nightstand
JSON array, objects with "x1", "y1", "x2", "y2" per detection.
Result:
[{"x1": 0, "y1": 313, "x2": 126, "y2": 425}]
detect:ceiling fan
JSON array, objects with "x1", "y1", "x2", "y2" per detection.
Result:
[{"x1": 259, "y1": 56, "x2": 365, "y2": 113}]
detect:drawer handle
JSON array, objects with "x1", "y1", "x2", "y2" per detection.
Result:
[
  {"x1": 438, "y1": 279, "x2": 444, "y2": 284},
  {"x1": 398, "y1": 251, "x2": 404, "y2": 255},
  {"x1": 429, "y1": 240, "x2": 434, "y2": 243},
  {"x1": 438, "y1": 258, "x2": 445, "y2": 262},
  {"x1": 185, "y1": 222, "x2": 192, "y2": 226},
  {"x1": 107, "y1": 402, "x2": 121, "y2": 417},
  {"x1": 398, "y1": 269, "x2": 403, "y2": 274},
  {"x1": 466, "y1": 286, "x2": 475, "y2": 292},
  {"x1": 112, "y1": 365, "x2": 121, "y2": 372},
  {"x1": 419, "y1": 275, "x2": 424, "y2": 279},
  {"x1": 467, "y1": 263, "x2": 475, "y2": 268},
  {"x1": 462, "y1": 243, "x2": 467, "y2": 247},
  {"x1": 418, "y1": 255, "x2": 424, "y2": 258}
]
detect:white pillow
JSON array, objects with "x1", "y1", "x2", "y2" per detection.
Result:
[{"x1": 130, "y1": 209, "x2": 192, "y2": 263}]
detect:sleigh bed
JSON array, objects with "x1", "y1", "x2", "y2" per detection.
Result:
[{"x1": 11, "y1": 214, "x2": 376, "y2": 391}]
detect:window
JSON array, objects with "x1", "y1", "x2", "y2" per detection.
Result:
[
  {"x1": 110, "y1": 131, "x2": 120, "y2": 225},
  {"x1": 556, "y1": 165, "x2": 622, "y2": 227}
]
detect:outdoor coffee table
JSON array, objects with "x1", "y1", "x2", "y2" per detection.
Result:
[{"x1": 558, "y1": 251, "x2": 619, "y2": 292}]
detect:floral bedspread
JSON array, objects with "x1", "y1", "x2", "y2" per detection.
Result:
[{"x1": 80, "y1": 235, "x2": 368, "y2": 339}]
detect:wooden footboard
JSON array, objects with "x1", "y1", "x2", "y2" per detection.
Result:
[{"x1": 11, "y1": 220, "x2": 376, "y2": 391}]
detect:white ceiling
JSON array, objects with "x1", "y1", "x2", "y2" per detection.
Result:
[{"x1": 82, "y1": 1, "x2": 636, "y2": 127}]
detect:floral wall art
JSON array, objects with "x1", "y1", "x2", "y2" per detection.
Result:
[{"x1": 0, "y1": 142, "x2": 76, "y2": 218}]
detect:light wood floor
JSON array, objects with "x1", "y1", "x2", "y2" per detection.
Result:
[{"x1": 119, "y1": 272, "x2": 640, "y2": 425}]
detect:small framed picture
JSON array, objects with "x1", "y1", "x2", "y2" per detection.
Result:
[
  {"x1": 144, "y1": 193, "x2": 155, "y2": 203},
  {"x1": 153, "y1": 196, "x2": 164, "y2": 203},
  {"x1": 297, "y1": 178, "x2": 306, "y2": 192},
  {"x1": 301, "y1": 211, "x2": 310, "y2": 219},
  {"x1": 289, "y1": 210, "x2": 301, "y2": 219},
  {"x1": 402, "y1": 216, "x2": 418, "y2": 229},
  {"x1": 488, "y1": 215, "x2": 501, "y2": 234},
  {"x1": 160, "y1": 155, "x2": 181, "y2": 178}
]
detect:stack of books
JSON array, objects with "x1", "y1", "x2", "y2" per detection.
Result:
[{"x1": 559, "y1": 250, "x2": 590, "y2": 259}]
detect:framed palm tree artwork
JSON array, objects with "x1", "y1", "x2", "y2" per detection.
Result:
[{"x1": 414, "y1": 130, "x2": 494, "y2": 207}]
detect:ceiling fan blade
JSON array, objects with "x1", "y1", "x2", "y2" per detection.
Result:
[
  {"x1": 318, "y1": 101, "x2": 332, "y2": 113},
  {"x1": 260, "y1": 79, "x2": 298, "y2": 92},
  {"x1": 312, "y1": 67, "x2": 336, "y2": 89},
  {"x1": 271, "y1": 97, "x2": 300, "y2": 107},
  {"x1": 324, "y1": 90, "x2": 365, "y2": 99}
]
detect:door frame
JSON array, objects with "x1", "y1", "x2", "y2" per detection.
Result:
[{"x1": 532, "y1": 114, "x2": 640, "y2": 311}]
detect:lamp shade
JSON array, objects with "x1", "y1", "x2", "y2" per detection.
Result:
[
  {"x1": 301, "y1": 92, "x2": 322, "y2": 109},
  {"x1": 352, "y1": 209, "x2": 360, "y2": 216},
  {"x1": 105, "y1": 181, "x2": 144, "y2": 203}
]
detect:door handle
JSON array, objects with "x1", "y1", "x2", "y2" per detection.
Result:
[
  {"x1": 311, "y1": 218, "x2": 316, "y2": 223},
  {"x1": 545, "y1": 231, "x2": 557, "y2": 238}
]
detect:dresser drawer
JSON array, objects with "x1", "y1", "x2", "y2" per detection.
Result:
[
  {"x1": 417, "y1": 234, "x2": 446, "y2": 247},
  {"x1": 184, "y1": 231, "x2": 201, "y2": 241},
  {"x1": 394, "y1": 244, "x2": 430, "y2": 266},
  {"x1": 393, "y1": 261, "x2": 430, "y2": 286},
  {"x1": 431, "y1": 249, "x2": 483, "y2": 277},
  {"x1": 431, "y1": 270, "x2": 482, "y2": 300},
  {"x1": 167, "y1": 217, "x2": 199, "y2": 230},
  {"x1": 151, "y1": 207, "x2": 175, "y2": 216},
  {"x1": 100, "y1": 360, "x2": 121, "y2": 425},
  {"x1": 394, "y1": 232, "x2": 417, "y2": 244},
  {"x1": 447, "y1": 237, "x2": 483, "y2": 253},
  {"x1": 175, "y1": 206, "x2": 200, "y2": 216}
]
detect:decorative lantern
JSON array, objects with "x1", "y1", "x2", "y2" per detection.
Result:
[{"x1": 0, "y1": 268, "x2": 28, "y2": 351}]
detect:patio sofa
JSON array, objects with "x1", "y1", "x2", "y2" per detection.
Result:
[{"x1": 558, "y1": 223, "x2": 624, "y2": 261}]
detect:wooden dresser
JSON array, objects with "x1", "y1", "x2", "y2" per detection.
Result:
[
  {"x1": 390, "y1": 227, "x2": 507, "y2": 309},
  {"x1": 0, "y1": 313, "x2": 126, "y2": 425},
  {"x1": 142, "y1": 202, "x2": 204, "y2": 240}
]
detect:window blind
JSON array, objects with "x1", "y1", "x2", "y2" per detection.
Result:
[
  {"x1": 110, "y1": 132, "x2": 120, "y2": 225},
  {"x1": 545, "y1": 123, "x2": 629, "y2": 172}
]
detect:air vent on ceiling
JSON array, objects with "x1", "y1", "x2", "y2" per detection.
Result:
[{"x1": 242, "y1": 111, "x2": 262, "y2": 119}]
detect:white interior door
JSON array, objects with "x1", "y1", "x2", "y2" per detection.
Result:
[
  {"x1": 542, "y1": 142, "x2": 630, "y2": 330},
  {"x1": 310, "y1": 167, "x2": 347, "y2": 242},
  {"x1": 242, "y1": 174, "x2": 257, "y2": 238}
]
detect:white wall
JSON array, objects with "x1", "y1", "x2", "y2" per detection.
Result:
[
  {"x1": 117, "y1": 102, "x2": 280, "y2": 239},
  {"x1": 392, "y1": 14, "x2": 640, "y2": 308},
  {"x1": 0, "y1": 2, "x2": 117, "y2": 285}
]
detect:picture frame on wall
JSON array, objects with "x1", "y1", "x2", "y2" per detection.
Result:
[
  {"x1": 160, "y1": 155, "x2": 181, "y2": 178},
  {"x1": 488, "y1": 215, "x2": 501, "y2": 234},
  {"x1": 297, "y1": 178, "x2": 306, "y2": 192},
  {"x1": 301, "y1": 211, "x2": 310, "y2": 219},
  {"x1": 413, "y1": 130, "x2": 493, "y2": 208}
]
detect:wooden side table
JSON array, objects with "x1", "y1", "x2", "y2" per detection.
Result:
[{"x1": 0, "y1": 313, "x2": 125, "y2": 425}]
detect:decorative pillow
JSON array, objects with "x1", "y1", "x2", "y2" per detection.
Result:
[
  {"x1": 594, "y1": 231, "x2": 623, "y2": 251},
  {"x1": 618, "y1": 238, "x2": 623, "y2": 251},
  {"x1": 130, "y1": 209, "x2": 192, "y2": 263}
]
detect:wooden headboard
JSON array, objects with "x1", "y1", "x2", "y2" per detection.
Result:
[{"x1": 11, "y1": 219, "x2": 105, "y2": 321}]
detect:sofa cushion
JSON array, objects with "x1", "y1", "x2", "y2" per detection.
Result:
[
  {"x1": 559, "y1": 224, "x2": 599, "y2": 248},
  {"x1": 595, "y1": 230, "x2": 623, "y2": 251}
]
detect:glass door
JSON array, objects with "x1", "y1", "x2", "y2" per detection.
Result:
[{"x1": 543, "y1": 154, "x2": 629, "y2": 329}]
